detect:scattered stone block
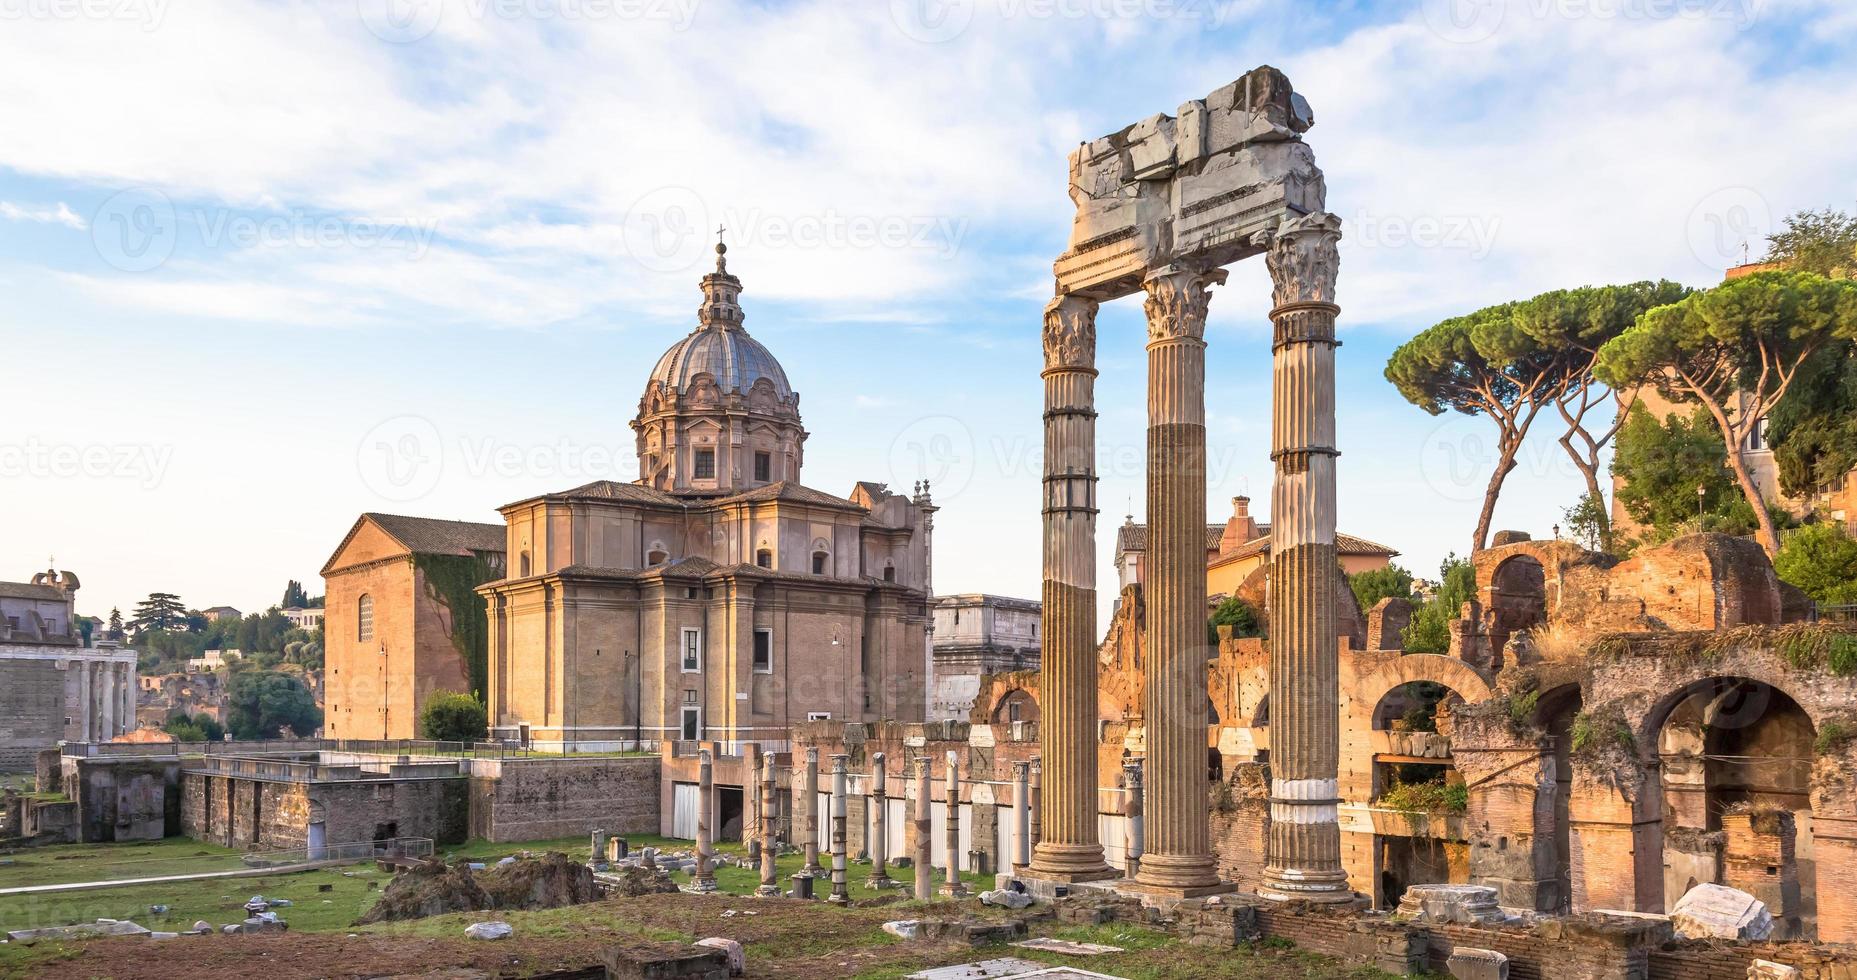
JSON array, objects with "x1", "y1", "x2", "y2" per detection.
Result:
[
  {"x1": 1447, "y1": 946, "x2": 1509, "y2": 980},
  {"x1": 979, "y1": 888, "x2": 1033, "y2": 910},
  {"x1": 1013, "y1": 937, "x2": 1123, "y2": 956},
  {"x1": 695, "y1": 937, "x2": 745, "y2": 976},
  {"x1": 882, "y1": 920, "x2": 922, "y2": 940},
  {"x1": 906, "y1": 958, "x2": 1047, "y2": 980},
  {"x1": 1395, "y1": 884, "x2": 1507, "y2": 926},
  {"x1": 464, "y1": 920, "x2": 512, "y2": 940},
  {"x1": 1748, "y1": 961, "x2": 1801, "y2": 980},
  {"x1": 602, "y1": 942, "x2": 730, "y2": 980},
  {"x1": 192, "y1": 920, "x2": 211, "y2": 933},
  {"x1": 1671, "y1": 883, "x2": 1774, "y2": 941},
  {"x1": 7, "y1": 919, "x2": 152, "y2": 944}
]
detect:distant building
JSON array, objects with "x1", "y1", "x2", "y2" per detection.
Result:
[
  {"x1": 282, "y1": 607, "x2": 324, "y2": 631},
  {"x1": 193, "y1": 648, "x2": 241, "y2": 671},
  {"x1": 0, "y1": 567, "x2": 137, "y2": 770},
  {"x1": 1114, "y1": 495, "x2": 1398, "y2": 605},
  {"x1": 201, "y1": 606, "x2": 242, "y2": 622},
  {"x1": 321, "y1": 513, "x2": 506, "y2": 740},
  {"x1": 929, "y1": 594, "x2": 1040, "y2": 721}
]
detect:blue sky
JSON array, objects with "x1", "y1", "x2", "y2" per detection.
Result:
[{"x1": 2, "y1": 0, "x2": 1855, "y2": 622}]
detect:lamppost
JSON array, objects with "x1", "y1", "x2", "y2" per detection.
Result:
[{"x1": 1698, "y1": 483, "x2": 1707, "y2": 528}]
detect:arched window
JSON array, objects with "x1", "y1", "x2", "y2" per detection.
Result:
[
  {"x1": 883, "y1": 564, "x2": 896, "y2": 582},
  {"x1": 756, "y1": 549, "x2": 772, "y2": 569},
  {"x1": 647, "y1": 549, "x2": 668, "y2": 566},
  {"x1": 357, "y1": 594, "x2": 374, "y2": 642}
]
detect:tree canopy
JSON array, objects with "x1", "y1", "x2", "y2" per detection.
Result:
[
  {"x1": 1767, "y1": 208, "x2": 1857, "y2": 279},
  {"x1": 226, "y1": 670, "x2": 322, "y2": 740},
  {"x1": 1207, "y1": 595, "x2": 1264, "y2": 644},
  {"x1": 1347, "y1": 564, "x2": 1414, "y2": 611},
  {"x1": 1774, "y1": 523, "x2": 1857, "y2": 606},
  {"x1": 1386, "y1": 282, "x2": 1686, "y2": 552},
  {"x1": 1402, "y1": 555, "x2": 1475, "y2": 654},
  {"x1": 129, "y1": 593, "x2": 188, "y2": 634},
  {"x1": 1596, "y1": 270, "x2": 1857, "y2": 553}
]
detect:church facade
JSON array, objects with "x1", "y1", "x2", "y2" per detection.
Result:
[{"x1": 478, "y1": 245, "x2": 934, "y2": 750}]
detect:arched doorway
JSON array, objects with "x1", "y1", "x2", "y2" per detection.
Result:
[
  {"x1": 1486, "y1": 554, "x2": 1546, "y2": 666},
  {"x1": 1369, "y1": 680, "x2": 1472, "y2": 909},
  {"x1": 1648, "y1": 677, "x2": 1815, "y2": 936},
  {"x1": 1531, "y1": 683, "x2": 1585, "y2": 914}
]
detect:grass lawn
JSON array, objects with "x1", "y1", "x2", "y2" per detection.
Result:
[{"x1": 0, "y1": 837, "x2": 252, "y2": 888}]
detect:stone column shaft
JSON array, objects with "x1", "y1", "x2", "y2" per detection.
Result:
[
  {"x1": 1258, "y1": 211, "x2": 1352, "y2": 903},
  {"x1": 1011, "y1": 761, "x2": 1031, "y2": 872},
  {"x1": 694, "y1": 748, "x2": 717, "y2": 892},
  {"x1": 757, "y1": 753, "x2": 780, "y2": 897},
  {"x1": 867, "y1": 753, "x2": 893, "y2": 887},
  {"x1": 1124, "y1": 758, "x2": 1144, "y2": 879},
  {"x1": 800, "y1": 746, "x2": 822, "y2": 876},
  {"x1": 829, "y1": 754, "x2": 850, "y2": 905},
  {"x1": 1133, "y1": 266, "x2": 1226, "y2": 896},
  {"x1": 76, "y1": 661, "x2": 92, "y2": 742},
  {"x1": 940, "y1": 750, "x2": 967, "y2": 896},
  {"x1": 912, "y1": 757, "x2": 933, "y2": 900},
  {"x1": 1030, "y1": 295, "x2": 1113, "y2": 883}
]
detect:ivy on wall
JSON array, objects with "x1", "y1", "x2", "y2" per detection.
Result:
[{"x1": 414, "y1": 553, "x2": 499, "y2": 700}]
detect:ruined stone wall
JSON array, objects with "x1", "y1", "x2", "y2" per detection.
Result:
[
  {"x1": 70, "y1": 758, "x2": 180, "y2": 843},
  {"x1": 468, "y1": 756, "x2": 659, "y2": 842},
  {"x1": 319, "y1": 777, "x2": 469, "y2": 847},
  {"x1": 0, "y1": 658, "x2": 68, "y2": 771}
]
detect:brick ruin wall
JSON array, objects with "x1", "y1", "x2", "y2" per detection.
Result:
[{"x1": 469, "y1": 756, "x2": 659, "y2": 842}]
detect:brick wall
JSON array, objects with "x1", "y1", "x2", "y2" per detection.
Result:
[
  {"x1": 468, "y1": 756, "x2": 658, "y2": 842},
  {"x1": 0, "y1": 658, "x2": 67, "y2": 771}
]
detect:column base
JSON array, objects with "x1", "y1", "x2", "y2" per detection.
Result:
[
  {"x1": 1131, "y1": 852, "x2": 1225, "y2": 896},
  {"x1": 754, "y1": 884, "x2": 782, "y2": 897},
  {"x1": 1256, "y1": 867, "x2": 1356, "y2": 904},
  {"x1": 864, "y1": 874, "x2": 896, "y2": 889},
  {"x1": 827, "y1": 892, "x2": 851, "y2": 906},
  {"x1": 1025, "y1": 842, "x2": 1117, "y2": 882},
  {"x1": 1119, "y1": 877, "x2": 1235, "y2": 899},
  {"x1": 691, "y1": 880, "x2": 718, "y2": 893},
  {"x1": 939, "y1": 882, "x2": 970, "y2": 898}
]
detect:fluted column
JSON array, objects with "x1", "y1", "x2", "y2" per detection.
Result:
[
  {"x1": 1011, "y1": 761, "x2": 1031, "y2": 873},
  {"x1": 1029, "y1": 294, "x2": 1113, "y2": 883},
  {"x1": 1123, "y1": 758, "x2": 1144, "y2": 879},
  {"x1": 1132, "y1": 265, "x2": 1228, "y2": 897},
  {"x1": 76, "y1": 661, "x2": 93, "y2": 742},
  {"x1": 1258, "y1": 211, "x2": 1353, "y2": 903}
]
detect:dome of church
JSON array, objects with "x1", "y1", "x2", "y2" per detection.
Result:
[{"x1": 647, "y1": 325, "x2": 793, "y2": 398}]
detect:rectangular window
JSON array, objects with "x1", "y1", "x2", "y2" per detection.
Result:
[
  {"x1": 812, "y1": 552, "x2": 827, "y2": 575},
  {"x1": 754, "y1": 451, "x2": 771, "y2": 482},
  {"x1": 681, "y1": 706, "x2": 701, "y2": 741},
  {"x1": 681, "y1": 628, "x2": 701, "y2": 672},
  {"x1": 694, "y1": 448, "x2": 716, "y2": 479},
  {"x1": 807, "y1": 711, "x2": 832, "y2": 722},
  {"x1": 753, "y1": 629, "x2": 773, "y2": 672}
]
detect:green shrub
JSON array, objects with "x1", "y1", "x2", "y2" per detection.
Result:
[
  {"x1": 1816, "y1": 721, "x2": 1855, "y2": 757},
  {"x1": 417, "y1": 691, "x2": 488, "y2": 743},
  {"x1": 1207, "y1": 595, "x2": 1264, "y2": 644},
  {"x1": 1378, "y1": 780, "x2": 1467, "y2": 814},
  {"x1": 1506, "y1": 688, "x2": 1540, "y2": 726}
]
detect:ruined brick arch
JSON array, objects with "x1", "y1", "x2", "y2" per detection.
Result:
[
  {"x1": 1351, "y1": 654, "x2": 1496, "y2": 725},
  {"x1": 1604, "y1": 650, "x2": 1845, "y2": 751},
  {"x1": 984, "y1": 684, "x2": 1040, "y2": 726}
]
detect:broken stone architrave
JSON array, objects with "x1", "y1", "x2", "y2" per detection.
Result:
[
  {"x1": 464, "y1": 920, "x2": 512, "y2": 940},
  {"x1": 695, "y1": 937, "x2": 745, "y2": 976},
  {"x1": 1671, "y1": 882, "x2": 1775, "y2": 941},
  {"x1": 1395, "y1": 884, "x2": 1508, "y2": 926}
]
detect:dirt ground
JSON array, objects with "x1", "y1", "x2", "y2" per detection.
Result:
[{"x1": 3, "y1": 892, "x2": 1409, "y2": 980}]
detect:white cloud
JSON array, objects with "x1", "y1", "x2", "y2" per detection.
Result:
[{"x1": 0, "y1": 200, "x2": 85, "y2": 229}]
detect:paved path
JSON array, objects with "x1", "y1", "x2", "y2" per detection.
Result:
[{"x1": 0, "y1": 860, "x2": 337, "y2": 896}]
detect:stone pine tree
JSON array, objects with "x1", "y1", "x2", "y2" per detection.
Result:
[
  {"x1": 1597, "y1": 271, "x2": 1857, "y2": 555},
  {"x1": 1387, "y1": 303, "x2": 1569, "y2": 552},
  {"x1": 1513, "y1": 281, "x2": 1691, "y2": 544},
  {"x1": 1762, "y1": 208, "x2": 1857, "y2": 497}
]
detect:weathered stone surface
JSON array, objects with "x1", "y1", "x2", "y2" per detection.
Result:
[
  {"x1": 1447, "y1": 946, "x2": 1509, "y2": 980},
  {"x1": 1671, "y1": 882, "x2": 1774, "y2": 940},
  {"x1": 1395, "y1": 884, "x2": 1507, "y2": 926},
  {"x1": 881, "y1": 920, "x2": 922, "y2": 940},
  {"x1": 1748, "y1": 960, "x2": 1801, "y2": 980},
  {"x1": 6, "y1": 919, "x2": 152, "y2": 944},
  {"x1": 602, "y1": 943, "x2": 731, "y2": 980},
  {"x1": 463, "y1": 920, "x2": 512, "y2": 940},
  {"x1": 979, "y1": 888, "x2": 1033, "y2": 910},
  {"x1": 694, "y1": 937, "x2": 744, "y2": 976}
]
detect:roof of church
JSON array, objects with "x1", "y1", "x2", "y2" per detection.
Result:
[
  {"x1": 0, "y1": 581, "x2": 66, "y2": 601},
  {"x1": 321, "y1": 513, "x2": 505, "y2": 574},
  {"x1": 649, "y1": 327, "x2": 793, "y2": 398},
  {"x1": 540, "y1": 480, "x2": 684, "y2": 505},
  {"x1": 709, "y1": 481, "x2": 864, "y2": 510}
]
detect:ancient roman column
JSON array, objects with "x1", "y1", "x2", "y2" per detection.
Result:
[
  {"x1": 1030, "y1": 292, "x2": 1113, "y2": 883},
  {"x1": 1133, "y1": 265, "x2": 1227, "y2": 896},
  {"x1": 912, "y1": 757, "x2": 933, "y2": 900},
  {"x1": 1029, "y1": 759, "x2": 1042, "y2": 850},
  {"x1": 757, "y1": 753, "x2": 780, "y2": 897},
  {"x1": 866, "y1": 753, "x2": 893, "y2": 888},
  {"x1": 1123, "y1": 758, "x2": 1144, "y2": 879},
  {"x1": 940, "y1": 750, "x2": 967, "y2": 897},
  {"x1": 1257, "y1": 211, "x2": 1352, "y2": 904},
  {"x1": 800, "y1": 746, "x2": 823, "y2": 877},
  {"x1": 75, "y1": 660, "x2": 92, "y2": 742},
  {"x1": 101, "y1": 663, "x2": 116, "y2": 740},
  {"x1": 1011, "y1": 761, "x2": 1031, "y2": 873},
  {"x1": 829, "y1": 754, "x2": 850, "y2": 905},
  {"x1": 694, "y1": 748, "x2": 718, "y2": 892}
]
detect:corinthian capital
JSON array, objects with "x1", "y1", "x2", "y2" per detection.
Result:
[
  {"x1": 1266, "y1": 211, "x2": 1343, "y2": 309},
  {"x1": 1141, "y1": 267, "x2": 1226, "y2": 343},
  {"x1": 1042, "y1": 295, "x2": 1099, "y2": 371}
]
